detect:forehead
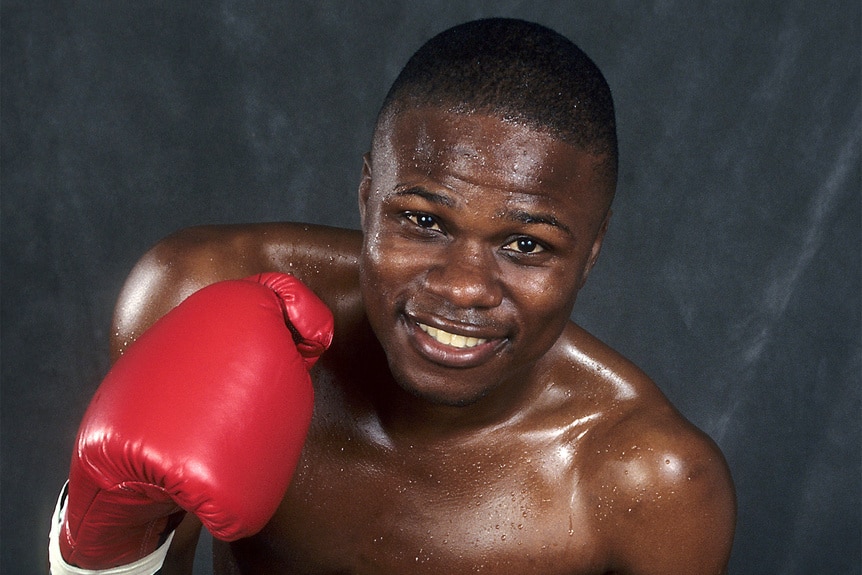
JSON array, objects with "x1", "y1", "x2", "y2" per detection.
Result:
[{"x1": 372, "y1": 107, "x2": 608, "y2": 204}]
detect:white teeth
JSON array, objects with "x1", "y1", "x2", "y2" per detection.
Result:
[{"x1": 418, "y1": 323, "x2": 487, "y2": 349}]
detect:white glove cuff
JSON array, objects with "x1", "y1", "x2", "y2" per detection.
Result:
[{"x1": 48, "y1": 482, "x2": 174, "y2": 575}]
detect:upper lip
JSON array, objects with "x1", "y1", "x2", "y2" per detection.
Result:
[{"x1": 405, "y1": 311, "x2": 506, "y2": 341}]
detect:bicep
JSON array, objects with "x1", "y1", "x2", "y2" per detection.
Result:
[
  {"x1": 109, "y1": 228, "x2": 246, "y2": 361},
  {"x1": 109, "y1": 221, "x2": 362, "y2": 361},
  {"x1": 639, "y1": 461, "x2": 733, "y2": 574}
]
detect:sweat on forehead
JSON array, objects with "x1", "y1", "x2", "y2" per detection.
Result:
[
  {"x1": 370, "y1": 107, "x2": 617, "y2": 220},
  {"x1": 374, "y1": 18, "x2": 618, "y2": 172}
]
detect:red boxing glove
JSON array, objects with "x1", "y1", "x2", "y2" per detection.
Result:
[{"x1": 57, "y1": 272, "x2": 333, "y2": 569}]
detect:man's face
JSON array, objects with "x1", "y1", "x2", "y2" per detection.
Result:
[{"x1": 359, "y1": 107, "x2": 612, "y2": 407}]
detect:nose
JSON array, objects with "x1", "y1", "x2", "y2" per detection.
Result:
[{"x1": 424, "y1": 241, "x2": 503, "y2": 309}]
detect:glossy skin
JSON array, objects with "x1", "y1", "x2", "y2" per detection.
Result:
[
  {"x1": 110, "y1": 109, "x2": 735, "y2": 574},
  {"x1": 358, "y1": 108, "x2": 610, "y2": 413}
]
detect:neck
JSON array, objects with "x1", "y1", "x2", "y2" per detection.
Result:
[{"x1": 372, "y1": 356, "x2": 551, "y2": 445}]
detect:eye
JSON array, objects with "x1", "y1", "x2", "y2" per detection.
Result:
[
  {"x1": 503, "y1": 237, "x2": 545, "y2": 255},
  {"x1": 405, "y1": 212, "x2": 442, "y2": 232}
]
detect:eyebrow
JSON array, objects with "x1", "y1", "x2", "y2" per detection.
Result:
[
  {"x1": 504, "y1": 209, "x2": 573, "y2": 237},
  {"x1": 393, "y1": 186, "x2": 572, "y2": 236},
  {"x1": 393, "y1": 186, "x2": 455, "y2": 207}
]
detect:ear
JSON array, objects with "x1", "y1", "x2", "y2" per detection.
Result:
[
  {"x1": 358, "y1": 153, "x2": 373, "y2": 228},
  {"x1": 579, "y1": 210, "x2": 612, "y2": 288}
]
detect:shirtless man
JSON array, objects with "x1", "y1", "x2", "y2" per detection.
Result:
[{"x1": 50, "y1": 18, "x2": 735, "y2": 575}]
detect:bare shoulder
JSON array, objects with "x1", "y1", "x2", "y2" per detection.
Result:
[
  {"x1": 111, "y1": 222, "x2": 362, "y2": 360},
  {"x1": 602, "y1": 410, "x2": 735, "y2": 574},
  {"x1": 554, "y1": 324, "x2": 736, "y2": 574}
]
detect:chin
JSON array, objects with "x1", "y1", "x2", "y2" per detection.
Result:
[{"x1": 388, "y1": 362, "x2": 495, "y2": 408}]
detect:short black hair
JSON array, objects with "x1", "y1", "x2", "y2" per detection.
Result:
[{"x1": 376, "y1": 18, "x2": 617, "y2": 179}]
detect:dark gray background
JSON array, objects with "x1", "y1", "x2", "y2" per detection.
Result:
[{"x1": 2, "y1": 1, "x2": 859, "y2": 573}]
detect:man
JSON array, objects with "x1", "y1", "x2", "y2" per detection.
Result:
[{"x1": 50, "y1": 18, "x2": 735, "y2": 574}]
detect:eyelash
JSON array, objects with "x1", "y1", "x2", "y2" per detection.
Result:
[
  {"x1": 403, "y1": 212, "x2": 547, "y2": 256},
  {"x1": 405, "y1": 212, "x2": 441, "y2": 232},
  {"x1": 503, "y1": 237, "x2": 545, "y2": 255}
]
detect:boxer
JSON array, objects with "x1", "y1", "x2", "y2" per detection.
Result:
[{"x1": 51, "y1": 18, "x2": 735, "y2": 574}]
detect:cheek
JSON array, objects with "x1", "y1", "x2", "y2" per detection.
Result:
[
  {"x1": 509, "y1": 270, "x2": 579, "y2": 339},
  {"x1": 359, "y1": 231, "x2": 425, "y2": 312}
]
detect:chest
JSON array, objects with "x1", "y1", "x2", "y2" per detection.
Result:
[{"x1": 228, "y1": 422, "x2": 608, "y2": 575}]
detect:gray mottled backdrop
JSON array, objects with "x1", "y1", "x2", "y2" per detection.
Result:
[{"x1": 2, "y1": 2, "x2": 859, "y2": 573}]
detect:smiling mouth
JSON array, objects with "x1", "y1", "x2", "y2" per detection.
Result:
[{"x1": 417, "y1": 322, "x2": 488, "y2": 349}]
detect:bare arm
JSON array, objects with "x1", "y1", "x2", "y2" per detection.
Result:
[
  {"x1": 603, "y1": 409, "x2": 736, "y2": 575},
  {"x1": 105, "y1": 222, "x2": 361, "y2": 573},
  {"x1": 110, "y1": 222, "x2": 361, "y2": 361}
]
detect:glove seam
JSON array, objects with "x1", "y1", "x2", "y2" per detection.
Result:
[{"x1": 49, "y1": 482, "x2": 175, "y2": 575}]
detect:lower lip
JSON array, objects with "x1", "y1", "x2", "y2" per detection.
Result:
[{"x1": 405, "y1": 317, "x2": 505, "y2": 368}]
